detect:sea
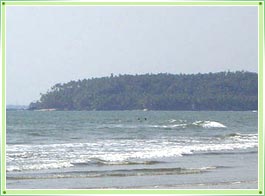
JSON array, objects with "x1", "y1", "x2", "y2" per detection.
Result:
[{"x1": 6, "y1": 110, "x2": 258, "y2": 189}]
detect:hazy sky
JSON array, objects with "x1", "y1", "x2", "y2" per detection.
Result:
[{"x1": 6, "y1": 6, "x2": 258, "y2": 105}]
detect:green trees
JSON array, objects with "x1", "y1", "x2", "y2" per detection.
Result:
[{"x1": 29, "y1": 71, "x2": 258, "y2": 111}]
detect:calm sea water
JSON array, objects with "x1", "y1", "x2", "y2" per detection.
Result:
[{"x1": 6, "y1": 111, "x2": 258, "y2": 189}]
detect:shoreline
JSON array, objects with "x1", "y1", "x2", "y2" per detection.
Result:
[
  {"x1": 7, "y1": 179, "x2": 258, "y2": 189},
  {"x1": 70, "y1": 180, "x2": 258, "y2": 189}
]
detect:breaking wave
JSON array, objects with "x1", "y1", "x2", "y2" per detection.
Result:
[
  {"x1": 95, "y1": 120, "x2": 226, "y2": 130},
  {"x1": 7, "y1": 166, "x2": 219, "y2": 179},
  {"x1": 191, "y1": 121, "x2": 226, "y2": 128},
  {"x1": 7, "y1": 132, "x2": 257, "y2": 172},
  {"x1": 145, "y1": 120, "x2": 226, "y2": 129}
]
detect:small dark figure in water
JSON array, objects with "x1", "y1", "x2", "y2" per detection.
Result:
[{"x1": 138, "y1": 117, "x2": 147, "y2": 121}]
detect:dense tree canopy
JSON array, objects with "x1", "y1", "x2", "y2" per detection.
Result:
[{"x1": 29, "y1": 71, "x2": 258, "y2": 111}]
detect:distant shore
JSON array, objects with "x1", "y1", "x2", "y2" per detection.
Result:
[{"x1": 28, "y1": 72, "x2": 257, "y2": 111}]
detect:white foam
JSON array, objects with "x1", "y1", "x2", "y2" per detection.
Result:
[
  {"x1": 193, "y1": 121, "x2": 226, "y2": 128},
  {"x1": 7, "y1": 165, "x2": 20, "y2": 172},
  {"x1": 7, "y1": 162, "x2": 74, "y2": 172},
  {"x1": 202, "y1": 121, "x2": 226, "y2": 128},
  {"x1": 149, "y1": 124, "x2": 187, "y2": 129},
  {"x1": 7, "y1": 133, "x2": 257, "y2": 172},
  {"x1": 229, "y1": 133, "x2": 258, "y2": 142}
]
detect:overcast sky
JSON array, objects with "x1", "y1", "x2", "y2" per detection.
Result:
[{"x1": 6, "y1": 6, "x2": 258, "y2": 105}]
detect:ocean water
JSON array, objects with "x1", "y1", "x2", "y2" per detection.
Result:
[{"x1": 6, "y1": 111, "x2": 258, "y2": 189}]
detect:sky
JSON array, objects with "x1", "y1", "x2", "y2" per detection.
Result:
[{"x1": 6, "y1": 6, "x2": 258, "y2": 105}]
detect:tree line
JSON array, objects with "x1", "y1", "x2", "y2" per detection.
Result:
[{"x1": 29, "y1": 71, "x2": 258, "y2": 111}]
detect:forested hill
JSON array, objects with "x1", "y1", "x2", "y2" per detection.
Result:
[{"x1": 29, "y1": 71, "x2": 258, "y2": 111}]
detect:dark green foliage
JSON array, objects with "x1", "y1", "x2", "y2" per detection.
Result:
[{"x1": 29, "y1": 71, "x2": 258, "y2": 111}]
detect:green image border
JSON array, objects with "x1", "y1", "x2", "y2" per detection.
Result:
[{"x1": 1, "y1": 1, "x2": 264, "y2": 195}]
